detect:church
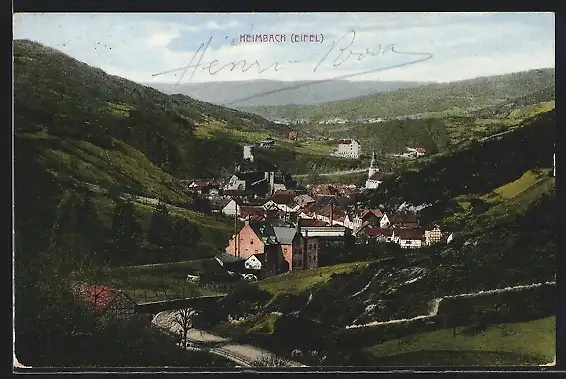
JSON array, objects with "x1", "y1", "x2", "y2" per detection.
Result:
[{"x1": 365, "y1": 152, "x2": 389, "y2": 190}]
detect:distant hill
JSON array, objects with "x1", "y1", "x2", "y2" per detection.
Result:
[
  {"x1": 239, "y1": 68, "x2": 555, "y2": 121},
  {"x1": 13, "y1": 39, "x2": 364, "y2": 268},
  {"x1": 147, "y1": 79, "x2": 430, "y2": 107}
]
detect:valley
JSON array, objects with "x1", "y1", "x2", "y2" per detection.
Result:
[{"x1": 13, "y1": 39, "x2": 556, "y2": 369}]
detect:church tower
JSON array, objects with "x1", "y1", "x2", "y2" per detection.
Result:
[{"x1": 368, "y1": 151, "x2": 378, "y2": 178}]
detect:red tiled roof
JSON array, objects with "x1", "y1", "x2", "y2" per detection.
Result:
[
  {"x1": 74, "y1": 283, "x2": 122, "y2": 311},
  {"x1": 357, "y1": 209, "x2": 383, "y2": 219},
  {"x1": 415, "y1": 147, "x2": 426, "y2": 153},
  {"x1": 190, "y1": 179, "x2": 219, "y2": 188}
]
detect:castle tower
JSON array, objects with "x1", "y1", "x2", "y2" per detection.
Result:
[{"x1": 368, "y1": 151, "x2": 378, "y2": 178}]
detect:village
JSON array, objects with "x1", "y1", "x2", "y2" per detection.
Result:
[{"x1": 181, "y1": 140, "x2": 450, "y2": 282}]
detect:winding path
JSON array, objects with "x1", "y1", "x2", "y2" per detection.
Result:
[
  {"x1": 152, "y1": 311, "x2": 307, "y2": 367},
  {"x1": 346, "y1": 281, "x2": 556, "y2": 329}
]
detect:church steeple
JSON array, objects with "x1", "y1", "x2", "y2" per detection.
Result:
[{"x1": 368, "y1": 151, "x2": 378, "y2": 178}]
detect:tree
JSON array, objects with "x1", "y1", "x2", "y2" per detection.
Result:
[
  {"x1": 109, "y1": 197, "x2": 142, "y2": 264},
  {"x1": 169, "y1": 308, "x2": 198, "y2": 349},
  {"x1": 147, "y1": 202, "x2": 173, "y2": 252}
]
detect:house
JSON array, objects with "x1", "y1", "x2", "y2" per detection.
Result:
[
  {"x1": 380, "y1": 212, "x2": 418, "y2": 228},
  {"x1": 333, "y1": 139, "x2": 360, "y2": 159},
  {"x1": 243, "y1": 145, "x2": 255, "y2": 162},
  {"x1": 288, "y1": 131, "x2": 298, "y2": 141},
  {"x1": 245, "y1": 253, "x2": 266, "y2": 271},
  {"x1": 298, "y1": 218, "x2": 328, "y2": 227},
  {"x1": 355, "y1": 226, "x2": 394, "y2": 243},
  {"x1": 186, "y1": 179, "x2": 220, "y2": 195},
  {"x1": 225, "y1": 219, "x2": 317, "y2": 276},
  {"x1": 215, "y1": 252, "x2": 246, "y2": 272},
  {"x1": 406, "y1": 147, "x2": 426, "y2": 157},
  {"x1": 223, "y1": 174, "x2": 248, "y2": 191},
  {"x1": 424, "y1": 226, "x2": 443, "y2": 246},
  {"x1": 259, "y1": 139, "x2": 275, "y2": 148},
  {"x1": 344, "y1": 209, "x2": 382, "y2": 230},
  {"x1": 239, "y1": 206, "x2": 281, "y2": 222},
  {"x1": 393, "y1": 228, "x2": 423, "y2": 249},
  {"x1": 73, "y1": 283, "x2": 137, "y2": 323},
  {"x1": 294, "y1": 194, "x2": 316, "y2": 208},
  {"x1": 221, "y1": 198, "x2": 241, "y2": 216},
  {"x1": 270, "y1": 192, "x2": 301, "y2": 213}
]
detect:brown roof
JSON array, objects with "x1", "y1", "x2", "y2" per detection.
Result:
[
  {"x1": 357, "y1": 209, "x2": 383, "y2": 219},
  {"x1": 189, "y1": 179, "x2": 219, "y2": 188},
  {"x1": 337, "y1": 139, "x2": 353, "y2": 145},
  {"x1": 415, "y1": 147, "x2": 426, "y2": 153},
  {"x1": 395, "y1": 228, "x2": 424, "y2": 240},
  {"x1": 389, "y1": 213, "x2": 418, "y2": 224},
  {"x1": 368, "y1": 172, "x2": 390, "y2": 181},
  {"x1": 299, "y1": 219, "x2": 329, "y2": 227},
  {"x1": 366, "y1": 227, "x2": 394, "y2": 237},
  {"x1": 270, "y1": 193, "x2": 297, "y2": 205},
  {"x1": 273, "y1": 189, "x2": 296, "y2": 197}
]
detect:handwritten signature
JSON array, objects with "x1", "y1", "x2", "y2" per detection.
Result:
[{"x1": 152, "y1": 30, "x2": 433, "y2": 106}]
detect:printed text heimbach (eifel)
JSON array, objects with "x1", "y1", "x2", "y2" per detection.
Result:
[{"x1": 239, "y1": 33, "x2": 324, "y2": 44}]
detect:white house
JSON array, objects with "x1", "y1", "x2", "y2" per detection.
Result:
[
  {"x1": 394, "y1": 228, "x2": 423, "y2": 249},
  {"x1": 221, "y1": 199, "x2": 241, "y2": 216},
  {"x1": 243, "y1": 145, "x2": 255, "y2": 162},
  {"x1": 244, "y1": 254, "x2": 264, "y2": 270},
  {"x1": 405, "y1": 147, "x2": 426, "y2": 158},
  {"x1": 223, "y1": 174, "x2": 247, "y2": 191},
  {"x1": 333, "y1": 139, "x2": 360, "y2": 159}
]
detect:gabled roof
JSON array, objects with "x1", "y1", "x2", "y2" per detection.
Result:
[
  {"x1": 366, "y1": 227, "x2": 394, "y2": 237},
  {"x1": 395, "y1": 228, "x2": 424, "y2": 240},
  {"x1": 357, "y1": 209, "x2": 383, "y2": 219},
  {"x1": 387, "y1": 212, "x2": 418, "y2": 224},
  {"x1": 294, "y1": 194, "x2": 315, "y2": 203},
  {"x1": 273, "y1": 227, "x2": 298, "y2": 244},
  {"x1": 216, "y1": 252, "x2": 245, "y2": 265},
  {"x1": 270, "y1": 193, "x2": 297, "y2": 206},
  {"x1": 368, "y1": 172, "x2": 390, "y2": 181}
]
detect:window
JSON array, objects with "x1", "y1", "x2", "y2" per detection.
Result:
[{"x1": 250, "y1": 240, "x2": 254, "y2": 244}]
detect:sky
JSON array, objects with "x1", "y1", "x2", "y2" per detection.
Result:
[{"x1": 13, "y1": 12, "x2": 555, "y2": 84}]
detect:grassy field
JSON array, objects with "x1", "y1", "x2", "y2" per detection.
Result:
[
  {"x1": 364, "y1": 316, "x2": 555, "y2": 366},
  {"x1": 258, "y1": 261, "x2": 370, "y2": 295},
  {"x1": 99, "y1": 259, "x2": 227, "y2": 303}
]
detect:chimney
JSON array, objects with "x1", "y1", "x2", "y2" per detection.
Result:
[{"x1": 329, "y1": 203, "x2": 334, "y2": 226}]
